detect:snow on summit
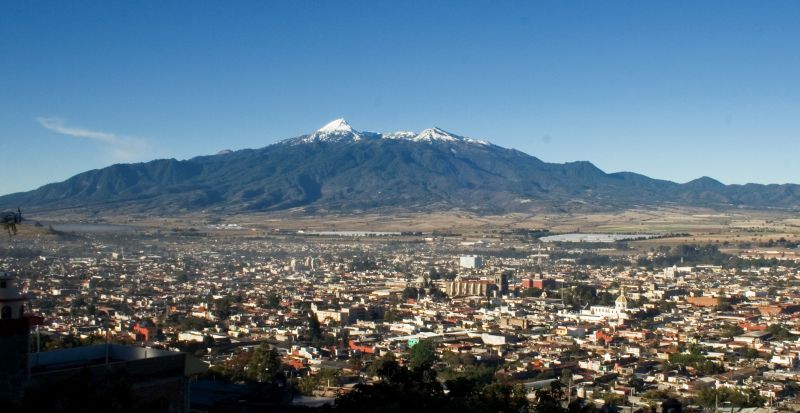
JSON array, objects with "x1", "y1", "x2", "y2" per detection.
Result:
[
  {"x1": 298, "y1": 118, "x2": 363, "y2": 143},
  {"x1": 414, "y1": 127, "x2": 458, "y2": 142},
  {"x1": 413, "y1": 127, "x2": 489, "y2": 145},
  {"x1": 288, "y1": 119, "x2": 490, "y2": 146},
  {"x1": 317, "y1": 118, "x2": 356, "y2": 134}
]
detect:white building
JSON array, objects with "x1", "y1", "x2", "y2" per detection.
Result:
[
  {"x1": 459, "y1": 255, "x2": 483, "y2": 269},
  {"x1": 561, "y1": 292, "x2": 639, "y2": 325}
]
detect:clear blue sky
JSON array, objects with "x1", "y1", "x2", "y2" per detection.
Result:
[{"x1": 2, "y1": 1, "x2": 799, "y2": 195}]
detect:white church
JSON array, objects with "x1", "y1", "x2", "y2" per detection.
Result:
[{"x1": 561, "y1": 291, "x2": 640, "y2": 325}]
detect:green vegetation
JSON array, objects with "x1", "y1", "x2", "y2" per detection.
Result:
[
  {"x1": 210, "y1": 343, "x2": 287, "y2": 383},
  {"x1": 668, "y1": 346, "x2": 724, "y2": 375},
  {"x1": 639, "y1": 244, "x2": 730, "y2": 267},
  {"x1": 720, "y1": 323, "x2": 744, "y2": 338},
  {"x1": 337, "y1": 353, "x2": 527, "y2": 413},
  {"x1": 694, "y1": 387, "x2": 766, "y2": 408},
  {"x1": 768, "y1": 324, "x2": 796, "y2": 341},
  {"x1": 261, "y1": 292, "x2": 281, "y2": 309},
  {"x1": 560, "y1": 285, "x2": 616, "y2": 309},
  {"x1": 641, "y1": 389, "x2": 676, "y2": 403},
  {"x1": 639, "y1": 244, "x2": 799, "y2": 270},
  {"x1": 409, "y1": 339, "x2": 437, "y2": 370},
  {"x1": 334, "y1": 344, "x2": 604, "y2": 413},
  {"x1": 521, "y1": 287, "x2": 543, "y2": 298},
  {"x1": 402, "y1": 286, "x2": 421, "y2": 301},
  {"x1": 296, "y1": 368, "x2": 340, "y2": 395}
]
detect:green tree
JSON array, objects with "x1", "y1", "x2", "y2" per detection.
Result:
[
  {"x1": 720, "y1": 323, "x2": 744, "y2": 338},
  {"x1": 384, "y1": 308, "x2": 400, "y2": 322},
  {"x1": 522, "y1": 287, "x2": 543, "y2": 298},
  {"x1": 247, "y1": 344, "x2": 284, "y2": 383},
  {"x1": 768, "y1": 324, "x2": 796, "y2": 341},
  {"x1": 296, "y1": 368, "x2": 340, "y2": 395},
  {"x1": 402, "y1": 287, "x2": 420, "y2": 301},
  {"x1": 409, "y1": 340, "x2": 436, "y2": 370},
  {"x1": 531, "y1": 381, "x2": 565, "y2": 413},
  {"x1": 306, "y1": 311, "x2": 323, "y2": 342},
  {"x1": 368, "y1": 353, "x2": 404, "y2": 381},
  {"x1": 263, "y1": 293, "x2": 280, "y2": 309},
  {"x1": 175, "y1": 271, "x2": 189, "y2": 283},
  {"x1": 695, "y1": 387, "x2": 766, "y2": 408},
  {"x1": 603, "y1": 393, "x2": 626, "y2": 410}
]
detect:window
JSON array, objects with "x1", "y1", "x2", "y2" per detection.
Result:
[{"x1": 1, "y1": 306, "x2": 11, "y2": 319}]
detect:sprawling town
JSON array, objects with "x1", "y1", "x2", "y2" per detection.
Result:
[{"x1": 3, "y1": 223, "x2": 800, "y2": 412}]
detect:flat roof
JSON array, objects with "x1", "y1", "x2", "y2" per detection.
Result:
[{"x1": 30, "y1": 344, "x2": 183, "y2": 374}]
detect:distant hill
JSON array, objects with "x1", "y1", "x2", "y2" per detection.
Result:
[{"x1": 2, "y1": 119, "x2": 799, "y2": 214}]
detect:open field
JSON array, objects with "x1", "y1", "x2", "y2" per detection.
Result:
[{"x1": 11, "y1": 206, "x2": 800, "y2": 249}]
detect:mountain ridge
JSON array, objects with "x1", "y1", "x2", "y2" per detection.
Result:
[{"x1": 2, "y1": 120, "x2": 799, "y2": 214}]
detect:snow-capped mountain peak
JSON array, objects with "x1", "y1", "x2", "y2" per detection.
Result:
[
  {"x1": 297, "y1": 118, "x2": 362, "y2": 143},
  {"x1": 412, "y1": 127, "x2": 489, "y2": 145},
  {"x1": 317, "y1": 118, "x2": 355, "y2": 134},
  {"x1": 414, "y1": 127, "x2": 458, "y2": 142},
  {"x1": 286, "y1": 120, "x2": 490, "y2": 146}
]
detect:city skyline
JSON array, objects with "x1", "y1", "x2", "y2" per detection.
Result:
[{"x1": 2, "y1": 1, "x2": 800, "y2": 195}]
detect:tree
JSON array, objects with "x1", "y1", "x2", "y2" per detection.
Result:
[
  {"x1": 247, "y1": 344, "x2": 284, "y2": 383},
  {"x1": 212, "y1": 297, "x2": 233, "y2": 320},
  {"x1": 561, "y1": 368, "x2": 573, "y2": 385},
  {"x1": 368, "y1": 353, "x2": 404, "y2": 381},
  {"x1": 384, "y1": 308, "x2": 400, "y2": 322},
  {"x1": 296, "y1": 368, "x2": 340, "y2": 395},
  {"x1": 531, "y1": 381, "x2": 565, "y2": 413},
  {"x1": 768, "y1": 324, "x2": 796, "y2": 341},
  {"x1": 175, "y1": 271, "x2": 189, "y2": 283},
  {"x1": 720, "y1": 323, "x2": 744, "y2": 338},
  {"x1": 695, "y1": 387, "x2": 766, "y2": 408},
  {"x1": 336, "y1": 351, "x2": 528, "y2": 413},
  {"x1": 442, "y1": 351, "x2": 461, "y2": 369},
  {"x1": 603, "y1": 393, "x2": 626, "y2": 410},
  {"x1": 263, "y1": 293, "x2": 281, "y2": 309},
  {"x1": 306, "y1": 311, "x2": 323, "y2": 342},
  {"x1": 349, "y1": 353, "x2": 363, "y2": 372},
  {"x1": 522, "y1": 287, "x2": 543, "y2": 298},
  {"x1": 402, "y1": 287, "x2": 420, "y2": 301},
  {"x1": 409, "y1": 340, "x2": 436, "y2": 370},
  {"x1": 715, "y1": 295, "x2": 733, "y2": 312}
]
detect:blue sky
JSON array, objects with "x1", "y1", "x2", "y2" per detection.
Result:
[{"x1": 2, "y1": 1, "x2": 799, "y2": 195}]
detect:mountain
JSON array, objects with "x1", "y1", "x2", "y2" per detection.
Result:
[{"x1": 2, "y1": 119, "x2": 799, "y2": 214}]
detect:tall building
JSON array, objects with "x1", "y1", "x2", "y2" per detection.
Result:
[
  {"x1": 498, "y1": 272, "x2": 509, "y2": 295},
  {"x1": 0, "y1": 271, "x2": 30, "y2": 400},
  {"x1": 459, "y1": 255, "x2": 483, "y2": 269}
]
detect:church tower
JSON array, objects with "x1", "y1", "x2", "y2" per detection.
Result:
[
  {"x1": 0, "y1": 271, "x2": 30, "y2": 400},
  {"x1": 615, "y1": 289, "x2": 628, "y2": 311}
]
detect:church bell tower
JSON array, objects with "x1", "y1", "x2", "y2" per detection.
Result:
[{"x1": 0, "y1": 271, "x2": 30, "y2": 400}]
